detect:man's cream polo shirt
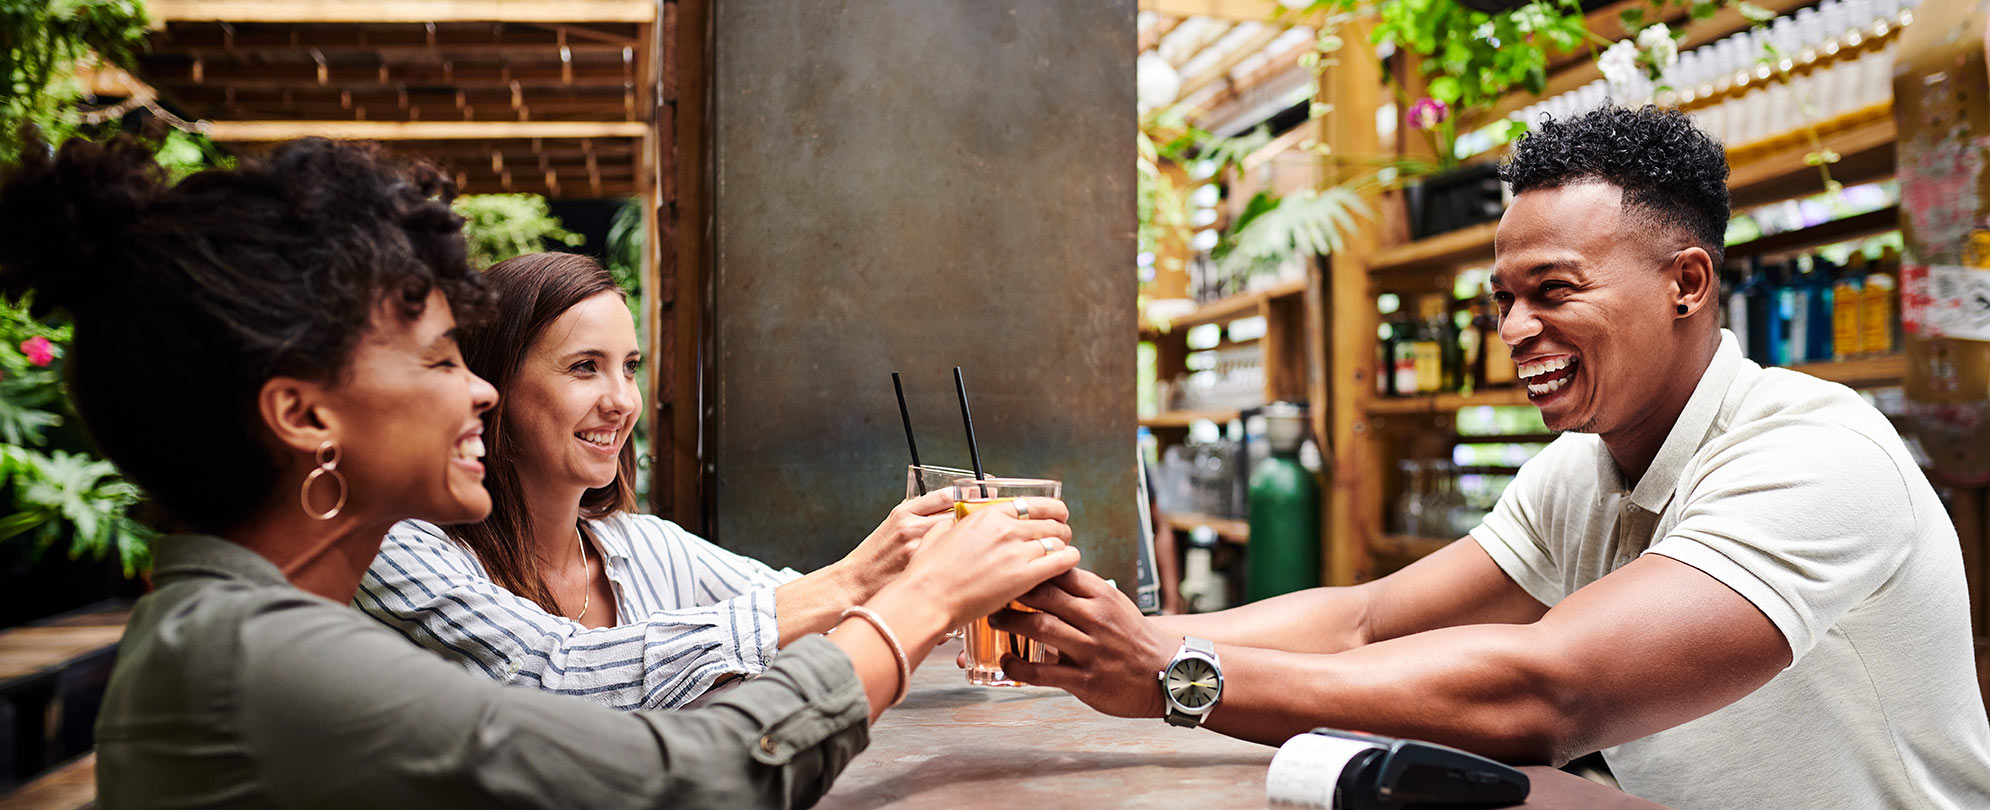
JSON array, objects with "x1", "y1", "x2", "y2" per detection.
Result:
[{"x1": 1472, "y1": 329, "x2": 1990, "y2": 810}]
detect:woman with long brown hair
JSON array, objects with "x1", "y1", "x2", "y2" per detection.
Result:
[
  {"x1": 356, "y1": 251, "x2": 950, "y2": 708},
  {"x1": 0, "y1": 134, "x2": 1077, "y2": 808}
]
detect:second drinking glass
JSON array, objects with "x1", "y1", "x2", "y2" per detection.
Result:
[{"x1": 952, "y1": 476, "x2": 1063, "y2": 686}]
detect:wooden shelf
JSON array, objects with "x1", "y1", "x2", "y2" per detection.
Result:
[
  {"x1": 1372, "y1": 534, "x2": 1455, "y2": 558},
  {"x1": 1726, "y1": 205, "x2": 1899, "y2": 260},
  {"x1": 1727, "y1": 103, "x2": 1898, "y2": 209},
  {"x1": 1139, "y1": 409, "x2": 1244, "y2": 428},
  {"x1": 1165, "y1": 512, "x2": 1249, "y2": 545},
  {"x1": 1783, "y1": 353, "x2": 1906, "y2": 388},
  {"x1": 1366, "y1": 386, "x2": 1530, "y2": 415},
  {"x1": 1141, "y1": 278, "x2": 1307, "y2": 337},
  {"x1": 1367, "y1": 103, "x2": 1899, "y2": 279},
  {"x1": 1369, "y1": 220, "x2": 1500, "y2": 276}
]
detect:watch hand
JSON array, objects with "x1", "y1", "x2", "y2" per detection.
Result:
[{"x1": 1189, "y1": 680, "x2": 1216, "y2": 688}]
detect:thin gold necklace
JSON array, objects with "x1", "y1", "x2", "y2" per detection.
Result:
[{"x1": 572, "y1": 525, "x2": 591, "y2": 622}]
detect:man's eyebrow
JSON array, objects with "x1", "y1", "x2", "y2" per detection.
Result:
[
  {"x1": 424, "y1": 328, "x2": 460, "y2": 351},
  {"x1": 1490, "y1": 259, "x2": 1581, "y2": 286}
]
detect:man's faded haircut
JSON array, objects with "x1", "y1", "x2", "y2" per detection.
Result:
[{"x1": 1499, "y1": 105, "x2": 1731, "y2": 267}]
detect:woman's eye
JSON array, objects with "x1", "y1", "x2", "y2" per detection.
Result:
[
  {"x1": 572, "y1": 360, "x2": 597, "y2": 374},
  {"x1": 623, "y1": 360, "x2": 641, "y2": 375}
]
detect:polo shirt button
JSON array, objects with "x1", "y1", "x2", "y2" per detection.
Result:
[{"x1": 759, "y1": 736, "x2": 778, "y2": 755}]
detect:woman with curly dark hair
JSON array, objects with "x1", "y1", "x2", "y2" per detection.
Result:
[{"x1": 0, "y1": 134, "x2": 1079, "y2": 809}]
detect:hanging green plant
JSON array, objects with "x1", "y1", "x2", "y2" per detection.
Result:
[
  {"x1": 453, "y1": 193, "x2": 585, "y2": 269},
  {"x1": 0, "y1": 0, "x2": 151, "y2": 168}
]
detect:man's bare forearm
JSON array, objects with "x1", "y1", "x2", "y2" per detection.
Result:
[
  {"x1": 1199, "y1": 622, "x2": 1579, "y2": 763},
  {"x1": 1150, "y1": 585, "x2": 1372, "y2": 654}
]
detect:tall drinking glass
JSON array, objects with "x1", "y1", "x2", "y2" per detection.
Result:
[
  {"x1": 911, "y1": 464, "x2": 978, "y2": 641},
  {"x1": 908, "y1": 464, "x2": 978, "y2": 499},
  {"x1": 952, "y1": 476, "x2": 1063, "y2": 686}
]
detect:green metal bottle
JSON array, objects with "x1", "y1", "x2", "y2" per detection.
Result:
[{"x1": 1246, "y1": 403, "x2": 1320, "y2": 602}]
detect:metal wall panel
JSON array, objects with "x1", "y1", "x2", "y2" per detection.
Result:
[{"x1": 709, "y1": 1, "x2": 1137, "y2": 587}]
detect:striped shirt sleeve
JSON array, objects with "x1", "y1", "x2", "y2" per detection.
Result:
[{"x1": 353, "y1": 519, "x2": 786, "y2": 711}]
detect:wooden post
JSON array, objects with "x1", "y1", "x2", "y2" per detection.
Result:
[
  {"x1": 649, "y1": 0, "x2": 712, "y2": 532},
  {"x1": 1322, "y1": 23, "x2": 1384, "y2": 586}
]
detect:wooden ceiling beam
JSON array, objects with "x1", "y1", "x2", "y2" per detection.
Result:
[
  {"x1": 1137, "y1": 0, "x2": 1309, "y2": 24},
  {"x1": 156, "y1": 22, "x2": 641, "y2": 52},
  {"x1": 169, "y1": 85, "x2": 630, "y2": 105},
  {"x1": 149, "y1": 1, "x2": 656, "y2": 24},
  {"x1": 1174, "y1": 24, "x2": 1286, "y2": 101},
  {"x1": 1138, "y1": 14, "x2": 1183, "y2": 52},
  {"x1": 141, "y1": 61, "x2": 637, "y2": 89},
  {"x1": 207, "y1": 120, "x2": 646, "y2": 141}
]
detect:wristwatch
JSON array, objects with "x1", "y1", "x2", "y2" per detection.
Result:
[{"x1": 1159, "y1": 636, "x2": 1223, "y2": 728}]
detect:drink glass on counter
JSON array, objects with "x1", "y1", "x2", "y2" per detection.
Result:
[{"x1": 952, "y1": 476, "x2": 1062, "y2": 686}]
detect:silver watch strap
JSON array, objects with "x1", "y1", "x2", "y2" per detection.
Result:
[{"x1": 1184, "y1": 636, "x2": 1215, "y2": 656}]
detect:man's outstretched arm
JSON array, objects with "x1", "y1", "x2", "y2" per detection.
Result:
[
  {"x1": 1148, "y1": 538, "x2": 1551, "y2": 654},
  {"x1": 998, "y1": 551, "x2": 1789, "y2": 764}
]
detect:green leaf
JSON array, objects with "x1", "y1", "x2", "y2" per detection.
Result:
[
  {"x1": 1737, "y1": 2, "x2": 1777, "y2": 24},
  {"x1": 1618, "y1": 7, "x2": 1646, "y2": 32},
  {"x1": 1427, "y1": 75, "x2": 1462, "y2": 103},
  {"x1": 1689, "y1": 1, "x2": 1718, "y2": 20}
]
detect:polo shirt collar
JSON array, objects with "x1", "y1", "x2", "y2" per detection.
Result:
[
  {"x1": 150, "y1": 534, "x2": 292, "y2": 589},
  {"x1": 1624, "y1": 329, "x2": 1748, "y2": 513}
]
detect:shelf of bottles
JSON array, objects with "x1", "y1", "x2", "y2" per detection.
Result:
[
  {"x1": 1371, "y1": 268, "x2": 1524, "y2": 411},
  {"x1": 1522, "y1": 0, "x2": 1917, "y2": 155}
]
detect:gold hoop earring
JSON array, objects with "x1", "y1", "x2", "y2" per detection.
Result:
[{"x1": 301, "y1": 440, "x2": 347, "y2": 521}]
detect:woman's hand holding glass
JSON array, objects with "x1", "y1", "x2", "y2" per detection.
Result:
[
  {"x1": 829, "y1": 497, "x2": 1080, "y2": 719},
  {"x1": 831, "y1": 488, "x2": 957, "y2": 604}
]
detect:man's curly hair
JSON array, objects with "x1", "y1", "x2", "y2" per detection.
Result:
[{"x1": 1499, "y1": 106, "x2": 1730, "y2": 266}]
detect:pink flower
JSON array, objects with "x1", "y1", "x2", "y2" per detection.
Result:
[
  {"x1": 1408, "y1": 97, "x2": 1449, "y2": 130},
  {"x1": 20, "y1": 336, "x2": 54, "y2": 367}
]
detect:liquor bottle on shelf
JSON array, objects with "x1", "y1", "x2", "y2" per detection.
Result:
[
  {"x1": 1413, "y1": 296, "x2": 1444, "y2": 395},
  {"x1": 1478, "y1": 293, "x2": 1517, "y2": 388},
  {"x1": 1744, "y1": 256, "x2": 1782, "y2": 364},
  {"x1": 1832, "y1": 253, "x2": 1866, "y2": 360},
  {"x1": 1391, "y1": 311, "x2": 1421, "y2": 396},
  {"x1": 1377, "y1": 318, "x2": 1402, "y2": 397},
  {"x1": 1457, "y1": 304, "x2": 1482, "y2": 395},
  {"x1": 1784, "y1": 255, "x2": 1816, "y2": 365},
  {"x1": 1860, "y1": 245, "x2": 1900, "y2": 356},
  {"x1": 1803, "y1": 255, "x2": 1836, "y2": 364},
  {"x1": 1723, "y1": 264, "x2": 1752, "y2": 356}
]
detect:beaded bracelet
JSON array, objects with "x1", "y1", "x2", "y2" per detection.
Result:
[{"x1": 839, "y1": 606, "x2": 911, "y2": 707}]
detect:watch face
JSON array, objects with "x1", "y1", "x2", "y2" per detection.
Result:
[{"x1": 1164, "y1": 656, "x2": 1220, "y2": 711}]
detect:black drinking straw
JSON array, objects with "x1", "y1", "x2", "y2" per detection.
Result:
[
  {"x1": 891, "y1": 372, "x2": 926, "y2": 494},
  {"x1": 953, "y1": 366, "x2": 989, "y2": 498}
]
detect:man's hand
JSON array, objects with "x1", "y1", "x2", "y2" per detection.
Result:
[{"x1": 991, "y1": 569, "x2": 1176, "y2": 719}]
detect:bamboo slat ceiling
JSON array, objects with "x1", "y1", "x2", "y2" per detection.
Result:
[
  {"x1": 1135, "y1": 1, "x2": 1317, "y2": 133},
  {"x1": 132, "y1": 1, "x2": 657, "y2": 198}
]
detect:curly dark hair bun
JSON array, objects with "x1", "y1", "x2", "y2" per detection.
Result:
[
  {"x1": 0, "y1": 133, "x2": 168, "y2": 315},
  {"x1": 0, "y1": 133, "x2": 492, "y2": 532},
  {"x1": 1498, "y1": 105, "x2": 1730, "y2": 265}
]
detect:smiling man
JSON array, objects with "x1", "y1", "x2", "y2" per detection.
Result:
[{"x1": 998, "y1": 107, "x2": 1990, "y2": 809}]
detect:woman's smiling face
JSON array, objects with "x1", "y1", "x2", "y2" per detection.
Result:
[
  {"x1": 316, "y1": 289, "x2": 499, "y2": 525},
  {"x1": 502, "y1": 291, "x2": 642, "y2": 495}
]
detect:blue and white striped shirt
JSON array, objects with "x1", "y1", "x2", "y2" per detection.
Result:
[{"x1": 354, "y1": 513, "x2": 802, "y2": 710}]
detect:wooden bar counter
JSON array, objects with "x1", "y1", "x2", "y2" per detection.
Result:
[{"x1": 817, "y1": 641, "x2": 1669, "y2": 809}]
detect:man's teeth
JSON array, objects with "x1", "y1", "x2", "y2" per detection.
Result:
[
  {"x1": 578, "y1": 430, "x2": 615, "y2": 446},
  {"x1": 1517, "y1": 356, "x2": 1572, "y2": 380},
  {"x1": 453, "y1": 435, "x2": 486, "y2": 460},
  {"x1": 1527, "y1": 376, "x2": 1570, "y2": 396}
]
